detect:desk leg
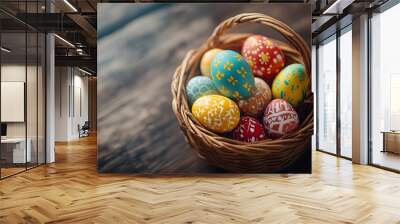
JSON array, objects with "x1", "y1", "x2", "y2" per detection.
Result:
[{"x1": 382, "y1": 133, "x2": 386, "y2": 153}]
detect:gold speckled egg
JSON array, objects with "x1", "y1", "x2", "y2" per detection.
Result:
[
  {"x1": 200, "y1": 48, "x2": 222, "y2": 77},
  {"x1": 238, "y1": 77, "x2": 272, "y2": 117},
  {"x1": 192, "y1": 95, "x2": 240, "y2": 133}
]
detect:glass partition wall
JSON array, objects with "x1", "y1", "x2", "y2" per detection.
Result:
[
  {"x1": 0, "y1": 3, "x2": 46, "y2": 179},
  {"x1": 370, "y1": 3, "x2": 400, "y2": 171},
  {"x1": 339, "y1": 27, "x2": 352, "y2": 159},
  {"x1": 317, "y1": 35, "x2": 337, "y2": 155},
  {"x1": 0, "y1": 30, "x2": 27, "y2": 177},
  {"x1": 316, "y1": 25, "x2": 352, "y2": 159}
]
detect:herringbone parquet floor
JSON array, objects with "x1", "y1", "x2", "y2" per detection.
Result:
[{"x1": 1, "y1": 134, "x2": 400, "y2": 224}]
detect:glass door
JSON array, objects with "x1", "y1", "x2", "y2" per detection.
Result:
[
  {"x1": 317, "y1": 35, "x2": 337, "y2": 155},
  {"x1": 339, "y1": 26, "x2": 352, "y2": 158},
  {"x1": 370, "y1": 3, "x2": 400, "y2": 171},
  {"x1": 1, "y1": 30, "x2": 28, "y2": 178},
  {"x1": 316, "y1": 24, "x2": 353, "y2": 159},
  {"x1": 0, "y1": 1, "x2": 46, "y2": 179},
  {"x1": 27, "y1": 30, "x2": 38, "y2": 170}
]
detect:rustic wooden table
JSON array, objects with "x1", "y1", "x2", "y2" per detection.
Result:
[{"x1": 97, "y1": 3, "x2": 311, "y2": 173}]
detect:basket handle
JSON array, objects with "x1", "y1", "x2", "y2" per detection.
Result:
[{"x1": 205, "y1": 13, "x2": 311, "y2": 89}]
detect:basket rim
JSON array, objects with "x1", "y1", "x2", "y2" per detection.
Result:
[
  {"x1": 171, "y1": 13, "x2": 313, "y2": 171},
  {"x1": 172, "y1": 34, "x2": 313, "y2": 148}
]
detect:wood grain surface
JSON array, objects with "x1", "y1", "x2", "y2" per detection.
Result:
[
  {"x1": 1, "y1": 135, "x2": 400, "y2": 223},
  {"x1": 97, "y1": 3, "x2": 311, "y2": 173}
]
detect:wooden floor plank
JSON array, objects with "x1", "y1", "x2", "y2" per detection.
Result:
[{"x1": 0, "y1": 134, "x2": 400, "y2": 223}]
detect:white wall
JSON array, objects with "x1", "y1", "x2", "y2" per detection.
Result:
[
  {"x1": 1, "y1": 65, "x2": 27, "y2": 140},
  {"x1": 55, "y1": 67, "x2": 89, "y2": 141},
  {"x1": 1, "y1": 65, "x2": 37, "y2": 137},
  {"x1": 1, "y1": 63, "x2": 46, "y2": 164},
  {"x1": 55, "y1": 67, "x2": 70, "y2": 141}
]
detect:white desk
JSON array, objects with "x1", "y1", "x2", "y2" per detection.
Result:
[
  {"x1": 1, "y1": 138, "x2": 31, "y2": 163},
  {"x1": 382, "y1": 131, "x2": 400, "y2": 154}
]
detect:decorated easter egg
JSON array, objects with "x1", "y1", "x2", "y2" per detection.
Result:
[
  {"x1": 242, "y1": 35, "x2": 285, "y2": 82},
  {"x1": 238, "y1": 77, "x2": 272, "y2": 117},
  {"x1": 200, "y1": 48, "x2": 222, "y2": 77},
  {"x1": 186, "y1": 76, "x2": 219, "y2": 105},
  {"x1": 263, "y1": 99, "x2": 299, "y2": 138},
  {"x1": 272, "y1": 63, "x2": 308, "y2": 107},
  {"x1": 210, "y1": 50, "x2": 255, "y2": 100},
  {"x1": 192, "y1": 95, "x2": 240, "y2": 133},
  {"x1": 232, "y1": 116, "x2": 265, "y2": 143}
]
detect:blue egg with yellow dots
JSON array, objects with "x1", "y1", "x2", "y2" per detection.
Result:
[{"x1": 210, "y1": 50, "x2": 255, "y2": 100}]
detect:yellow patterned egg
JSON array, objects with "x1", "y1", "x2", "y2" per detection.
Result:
[
  {"x1": 200, "y1": 48, "x2": 222, "y2": 77},
  {"x1": 272, "y1": 63, "x2": 308, "y2": 107},
  {"x1": 192, "y1": 95, "x2": 240, "y2": 133}
]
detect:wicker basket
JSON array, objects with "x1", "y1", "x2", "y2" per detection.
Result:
[{"x1": 171, "y1": 13, "x2": 313, "y2": 173}]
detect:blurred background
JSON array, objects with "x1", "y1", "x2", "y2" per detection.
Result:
[{"x1": 97, "y1": 3, "x2": 311, "y2": 173}]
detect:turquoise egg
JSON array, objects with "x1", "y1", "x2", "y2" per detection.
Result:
[
  {"x1": 186, "y1": 76, "x2": 219, "y2": 105},
  {"x1": 210, "y1": 50, "x2": 255, "y2": 100}
]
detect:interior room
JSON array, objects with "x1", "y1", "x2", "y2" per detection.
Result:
[
  {"x1": 314, "y1": 0, "x2": 400, "y2": 172},
  {"x1": 0, "y1": 8, "x2": 46, "y2": 178},
  {"x1": 0, "y1": 0, "x2": 399, "y2": 223}
]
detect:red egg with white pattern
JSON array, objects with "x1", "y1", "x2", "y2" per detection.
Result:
[
  {"x1": 263, "y1": 99, "x2": 299, "y2": 138},
  {"x1": 241, "y1": 35, "x2": 285, "y2": 83},
  {"x1": 232, "y1": 116, "x2": 265, "y2": 143}
]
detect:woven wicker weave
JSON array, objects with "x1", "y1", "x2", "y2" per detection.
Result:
[{"x1": 171, "y1": 13, "x2": 313, "y2": 172}]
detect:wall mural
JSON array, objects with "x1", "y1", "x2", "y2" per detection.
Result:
[{"x1": 97, "y1": 3, "x2": 312, "y2": 174}]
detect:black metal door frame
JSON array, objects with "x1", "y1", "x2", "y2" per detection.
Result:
[{"x1": 0, "y1": 0, "x2": 47, "y2": 180}]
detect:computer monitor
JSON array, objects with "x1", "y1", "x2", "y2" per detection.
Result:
[{"x1": 1, "y1": 123, "x2": 7, "y2": 137}]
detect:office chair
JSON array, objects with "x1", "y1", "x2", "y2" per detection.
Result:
[{"x1": 79, "y1": 121, "x2": 90, "y2": 138}]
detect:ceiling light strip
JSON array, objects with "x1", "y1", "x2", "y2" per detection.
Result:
[
  {"x1": 63, "y1": 0, "x2": 78, "y2": 12},
  {"x1": 323, "y1": 0, "x2": 355, "y2": 15},
  {"x1": 78, "y1": 67, "x2": 93, "y2": 76},
  {"x1": 1, "y1": 47, "x2": 11, "y2": 53},
  {"x1": 54, "y1": 34, "x2": 75, "y2": 48}
]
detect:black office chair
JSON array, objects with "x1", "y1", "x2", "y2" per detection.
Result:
[{"x1": 79, "y1": 121, "x2": 90, "y2": 138}]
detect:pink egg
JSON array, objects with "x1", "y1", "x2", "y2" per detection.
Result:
[
  {"x1": 232, "y1": 116, "x2": 265, "y2": 143},
  {"x1": 263, "y1": 99, "x2": 299, "y2": 138}
]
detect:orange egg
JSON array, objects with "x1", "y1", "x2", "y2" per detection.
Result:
[
  {"x1": 200, "y1": 48, "x2": 222, "y2": 77},
  {"x1": 238, "y1": 77, "x2": 272, "y2": 117}
]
